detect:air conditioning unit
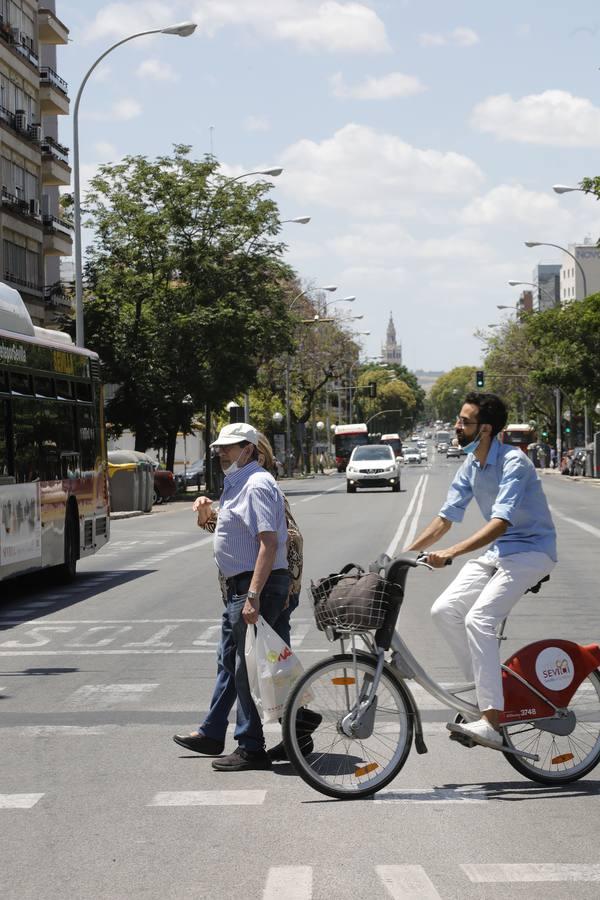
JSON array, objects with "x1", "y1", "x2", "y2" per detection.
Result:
[
  {"x1": 29, "y1": 198, "x2": 40, "y2": 217},
  {"x1": 11, "y1": 27, "x2": 21, "y2": 44},
  {"x1": 15, "y1": 110, "x2": 28, "y2": 132},
  {"x1": 29, "y1": 123, "x2": 41, "y2": 141}
]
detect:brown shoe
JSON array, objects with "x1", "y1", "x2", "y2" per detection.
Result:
[
  {"x1": 212, "y1": 748, "x2": 272, "y2": 771},
  {"x1": 173, "y1": 732, "x2": 224, "y2": 755}
]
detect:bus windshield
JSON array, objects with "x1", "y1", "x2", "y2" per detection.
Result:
[{"x1": 0, "y1": 282, "x2": 110, "y2": 582}]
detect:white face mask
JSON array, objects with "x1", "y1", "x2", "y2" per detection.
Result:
[{"x1": 222, "y1": 460, "x2": 240, "y2": 476}]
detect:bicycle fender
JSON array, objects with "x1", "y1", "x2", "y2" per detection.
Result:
[{"x1": 386, "y1": 665, "x2": 428, "y2": 755}]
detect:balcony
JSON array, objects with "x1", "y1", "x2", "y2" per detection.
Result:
[
  {"x1": 44, "y1": 280, "x2": 73, "y2": 311},
  {"x1": 39, "y1": 67, "x2": 69, "y2": 116},
  {"x1": 4, "y1": 271, "x2": 43, "y2": 294},
  {"x1": 38, "y1": 8, "x2": 69, "y2": 45},
  {"x1": 0, "y1": 104, "x2": 42, "y2": 144},
  {"x1": 1, "y1": 188, "x2": 42, "y2": 224},
  {"x1": 41, "y1": 136, "x2": 71, "y2": 186},
  {"x1": 0, "y1": 21, "x2": 39, "y2": 71},
  {"x1": 43, "y1": 214, "x2": 73, "y2": 256}
]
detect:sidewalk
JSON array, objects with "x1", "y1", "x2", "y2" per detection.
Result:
[{"x1": 538, "y1": 467, "x2": 600, "y2": 486}]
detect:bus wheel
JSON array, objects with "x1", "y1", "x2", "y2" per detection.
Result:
[{"x1": 54, "y1": 509, "x2": 79, "y2": 583}]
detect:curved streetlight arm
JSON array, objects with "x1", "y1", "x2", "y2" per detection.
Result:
[
  {"x1": 73, "y1": 25, "x2": 196, "y2": 346},
  {"x1": 365, "y1": 409, "x2": 410, "y2": 427},
  {"x1": 525, "y1": 242, "x2": 587, "y2": 297}
]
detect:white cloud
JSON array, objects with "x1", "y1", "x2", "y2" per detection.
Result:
[
  {"x1": 330, "y1": 70, "x2": 426, "y2": 100},
  {"x1": 112, "y1": 98, "x2": 143, "y2": 120},
  {"x1": 136, "y1": 58, "x2": 179, "y2": 81},
  {"x1": 330, "y1": 223, "x2": 494, "y2": 266},
  {"x1": 94, "y1": 141, "x2": 118, "y2": 160},
  {"x1": 85, "y1": 1, "x2": 389, "y2": 52},
  {"x1": 459, "y1": 184, "x2": 571, "y2": 227},
  {"x1": 419, "y1": 26, "x2": 479, "y2": 47},
  {"x1": 243, "y1": 115, "x2": 271, "y2": 132},
  {"x1": 278, "y1": 123, "x2": 484, "y2": 217},
  {"x1": 84, "y1": 1, "x2": 178, "y2": 41},
  {"x1": 471, "y1": 90, "x2": 600, "y2": 147},
  {"x1": 274, "y1": 1, "x2": 389, "y2": 52}
]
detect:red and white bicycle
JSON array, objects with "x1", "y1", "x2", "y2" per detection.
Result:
[{"x1": 282, "y1": 552, "x2": 600, "y2": 800}]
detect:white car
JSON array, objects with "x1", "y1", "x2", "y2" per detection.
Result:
[
  {"x1": 346, "y1": 444, "x2": 401, "y2": 493},
  {"x1": 403, "y1": 447, "x2": 421, "y2": 464}
]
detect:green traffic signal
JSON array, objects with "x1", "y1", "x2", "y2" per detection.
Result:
[{"x1": 476, "y1": 370, "x2": 485, "y2": 388}]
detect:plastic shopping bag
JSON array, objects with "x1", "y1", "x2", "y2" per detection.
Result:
[{"x1": 245, "y1": 616, "x2": 306, "y2": 723}]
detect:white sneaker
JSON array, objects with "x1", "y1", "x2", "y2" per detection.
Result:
[{"x1": 447, "y1": 717, "x2": 503, "y2": 750}]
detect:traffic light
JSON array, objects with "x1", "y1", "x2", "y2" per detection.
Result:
[
  {"x1": 368, "y1": 381, "x2": 377, "y2": 398},
  {"x1": 476, "y1": 370, "x2": 485, "y2": 388},
  {"x1": 564, "y1": 423, "x2": 571, "y2": 435}
]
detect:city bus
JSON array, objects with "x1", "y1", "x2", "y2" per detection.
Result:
[
  {"x1": 500, "y1": 423, "x2": 536, "y2": 453},
  {"x1": 0, "y1": 282, "x2": 109, "y2": 583},
  {"x1": 381, "y1": 433, "x2": 403, "y2": 458},
  {"x1": 334, "y1": 423, "x2": 369, "y2": 472}
]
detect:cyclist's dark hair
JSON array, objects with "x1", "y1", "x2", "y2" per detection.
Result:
[{"x1": 463, "y1": 392, "x2": 508, "y2": 437}]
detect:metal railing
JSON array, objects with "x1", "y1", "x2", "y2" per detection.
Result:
[
  {"x1": 41, "y1": 135, "x2": 70, "y2": 165},
  {"x1": 40, "y1": 66, "x2": 69, "y2": 96},
  {"x1": 42, "y1": 214, "x2": 74, "y2": 235}
]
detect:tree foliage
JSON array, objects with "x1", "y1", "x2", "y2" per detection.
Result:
[{"x1": 81, "y1": 146, "x2": 295, "y2": 468}]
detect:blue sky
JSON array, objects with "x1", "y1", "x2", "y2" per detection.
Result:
[{"x1": 58, "y1": 1, "x2": 600, "y2": 370}]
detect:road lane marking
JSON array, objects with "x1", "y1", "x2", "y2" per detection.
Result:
[
  {"x1": 374, "y1": 788, "x2": 488, "y2": 803},
  {"x1": 124, "y1": 625, "x2": 182, "y2": 648},
  {"x1": 290, "y1": 623, "x2": 311, "y2": 647},
  {"x1": 550, "y1": 507, "x2": 600, "y2": 540},
  {"x1": 149, "y1": 790, "x2": 266, "y2": 806},
  {"x1": 0, "y1": 793, "x2": 44, "y2": 809},
  {"x1": 462, "y1": 864, "x2": 600, "y2": 883},
  {"x1": 63, "y1": 683, "x2": 159, "y2": 709},
  {"x1": 377, "y1": 865, "x2": 442, "y2": 899},
  {"x1": 19, "y1": 725, "x2": 118, "y2": 736},
  {"x1": 193, "y1": 624, "x2": 222, "y2": 646},
  {"x1": 298, "y1": 483, "x2": 344, "y2": 503},
  {"x1": 263, "y1": 867, "x2": 312, "y2": 900},
  {"x1": 385, "y1": 475, "x2": 428, "y2": 558}
]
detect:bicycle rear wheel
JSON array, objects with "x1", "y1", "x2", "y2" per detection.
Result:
[
  {"x1": 282, "y1": 652, "x2": 413, "y2": 800},
  {"x1": 503, "y1": 670, "x2": 600, "y2": 784}
]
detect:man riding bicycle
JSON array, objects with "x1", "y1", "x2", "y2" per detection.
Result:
[{"x1": 407, "y1": 392, "x2": 557, "y2": 749}]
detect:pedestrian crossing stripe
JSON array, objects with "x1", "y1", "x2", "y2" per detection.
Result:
[
  {"x1": 462, "y1": 863, "x2": 600, "y2": 883},
  {"x1": 149, "y1": 790, "x2": 266, "y2": 806},
  {"x1": 0, "y1": 793, "x2": 44, "y2": 809}
]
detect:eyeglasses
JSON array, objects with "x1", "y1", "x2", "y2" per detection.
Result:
[{"x1": 456, "y1": 416, "x2": 478, "y2": 427}]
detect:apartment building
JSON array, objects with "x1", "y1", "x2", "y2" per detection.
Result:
[
  {"x1": 0, "y1": 0, "x2": 71, "y2": 326},
  {"x1": 560, "y1": 242, "x2": 600, "y2": 302}
]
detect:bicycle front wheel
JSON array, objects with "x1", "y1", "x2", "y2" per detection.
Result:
[
  {"x1": 503, "y1": 670, "x2": 600, "y2": 784},
  {"x1": 282, "y1": 653, "x2": 413, "y2": 800}
]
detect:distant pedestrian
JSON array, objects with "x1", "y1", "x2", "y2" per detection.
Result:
[
  {"x1": 317, "y1": 453, "x2": 325, "y2": 474},
  {"x1": 550, "y1": 448, "x2": 557, "y2": 469}
]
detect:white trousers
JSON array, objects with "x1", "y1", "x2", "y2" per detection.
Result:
[{"x1": 431, "y1": 551, "x2": 555, "y2": 712}]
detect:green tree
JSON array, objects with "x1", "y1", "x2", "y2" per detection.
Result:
[
  {"x1": 81, "y1": 146, "x2": 295, "y2": 469},
  {"x1": 429, "y1": 367, "x2": 478, "y2": 422}
]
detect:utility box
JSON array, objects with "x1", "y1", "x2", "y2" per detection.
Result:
[{"x1": 107, "y1": 450, "x2": 153, "y2": 512}]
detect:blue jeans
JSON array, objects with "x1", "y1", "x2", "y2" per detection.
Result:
[{"x1": 201, "y1": 571, "x2": 291, "y2": 751}]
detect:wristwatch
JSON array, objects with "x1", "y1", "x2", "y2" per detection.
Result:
[{"x1": 247, "y1": 589, "x2": 259, "y2": 602}]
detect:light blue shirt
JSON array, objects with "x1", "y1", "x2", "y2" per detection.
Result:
[
  {"x1": 213, "y1": 461, "x2": 288, "y2": 578},
  {"x1": 439, "y1": 438, "x2": 557, "y2": 561}
]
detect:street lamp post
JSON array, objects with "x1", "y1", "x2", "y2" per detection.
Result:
[
  {"x1": 524, "y1": 241, "x2": 588, "y2": 299},
  {"x1": 505, "y1": 280, "x2": 557, "y2": 310},
  {"x1": 73, "y1": 21, "x2": 197, "y2": 347}
]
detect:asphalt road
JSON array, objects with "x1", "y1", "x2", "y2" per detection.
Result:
[{"x1": 1, "y1": 451, "x2": 600, "y2": 900}]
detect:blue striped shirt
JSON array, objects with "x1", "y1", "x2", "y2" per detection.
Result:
[
  {"x1": 439, "y1": 438, "x2": 557, "y2": 561},
  {"x1": 213, "y1": 461, "x2": 288, "y2": 578}
]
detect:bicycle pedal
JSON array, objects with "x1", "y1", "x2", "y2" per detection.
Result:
[{"x1": 448, "y1": 731, "x2": 476, "y2": 749}]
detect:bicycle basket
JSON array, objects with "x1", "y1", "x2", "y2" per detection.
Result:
[{"x1": 310, "y1": 570, "x2": 391, "y2": 632}]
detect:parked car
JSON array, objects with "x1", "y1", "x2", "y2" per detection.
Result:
[
  {"x1": 346, "y1": 444, "x2": 401, "y2": 493},
  {"x1": 403, "y1": 447, "x2": 421, "y2": 464},
  {"x1": 176, "y1": 458, "x2": 205, "y2": 490},
  {"x1": 152, "y1": 464, "x2": 177, "y2": 504},
  {"x1": 446, "y1": 445, "x2": 463, "y2": 460}
]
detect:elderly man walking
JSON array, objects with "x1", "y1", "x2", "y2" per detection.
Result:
[{"x1": 206, "y1": 422, "x2": 290, "y2": 771}]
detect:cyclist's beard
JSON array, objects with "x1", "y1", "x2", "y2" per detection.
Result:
[{"x1": 456, "y1": 430, "x2": 481, "y2": 453}]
